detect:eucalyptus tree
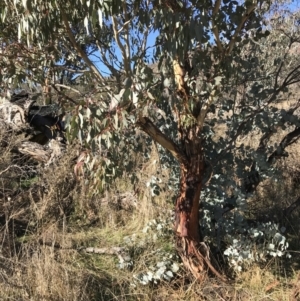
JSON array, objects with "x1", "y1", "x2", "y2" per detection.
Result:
[{"x1": 1, "y1": 0, "x2": 300, "y2": 281}]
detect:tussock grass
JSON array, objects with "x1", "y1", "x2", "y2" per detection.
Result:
[{"x1": 0, "y1": 117, "x2": 300, "y2": 300}]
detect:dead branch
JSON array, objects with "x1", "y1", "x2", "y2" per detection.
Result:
[
  {"x1": 0, "y1": 165, "x2": 23, "y2": 176},
  {"x1": 84, "y1": 246, "x2": 130, "y2": 264},
  {"x1": 0, "y1": 103, "x2": 26, "y2": 126},
  {"x1": 53, "y1": 84, "x2": 83, "y2": 96},
  {"x1": 51, "y1": 85, "x2": 78, "y2": 105},
  {"x1": 85, "y1": 246, "x2": 126, "y2": 254},
  {"x1": 17, "y1": 139, "x2": 65, "y2": 165}
]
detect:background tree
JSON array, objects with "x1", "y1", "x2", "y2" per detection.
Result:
[{"x1": 1, "y1": 0, "x2": 300, "y2": 281}]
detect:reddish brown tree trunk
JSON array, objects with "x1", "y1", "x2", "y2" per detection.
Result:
[
  {"x1": 175, "y1": 129, "x2": 203, "y2": 241},
  {"x1": 175, "y1": 160, "x2": 203, "y2": 242},
  {"x1": 174, "y1": 133, "x2": 227, "y2": 282},
  {"x1": 137, "y1": 117, "x2": 226, "y2": 281}
]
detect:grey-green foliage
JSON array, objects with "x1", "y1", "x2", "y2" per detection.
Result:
[
  {"x1": 187, "y1": 10, "x2": 300, "y2": 269},
  {"x1": 133, "y1": 256, "x2": 180, "y2": 285},
  {"x1": 200, "y1": 176, "x2": 291, "y2": 271},
  {"x1": 65, "y1": 100, "x2": 150, "y2": 189},
  {"x1": 223, "y1": 223, "x2": 290, "y2": 272}
]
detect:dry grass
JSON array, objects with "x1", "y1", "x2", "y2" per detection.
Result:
[{"x1": 0, "y1": 112, "x2": 300, "y2": 300}]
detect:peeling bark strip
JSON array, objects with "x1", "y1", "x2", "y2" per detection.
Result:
[
  {"x1": 175, "y1": 162, "x2": 203, "y2": 241},
  {"x1": 175, "y1": 128, "x2": 204, "y2": 242},
  {"x1": 174, "y1": 129, "x2": 228, "y2": 281}
]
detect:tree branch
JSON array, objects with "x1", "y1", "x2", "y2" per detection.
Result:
[
  {"x1": 274, "y1": 38, "x2": 293, "y2": 90},
  {"x1": 283, "y1": 64, "x2": 300, "y2": 86},
  {"x1": 53, "y1": 84, "x2": 83, "y2": 95},
  {"x1": 112, "y1": 15, "x2": 131, "y2": 77},
  {"x1": 95, "y1": 40, "x2": 123, "y2": 90},
  {"x1": 268, "y1": 127, "x2": 300, "y2": 163},
  {"x1": 243, "y1": 125, "x2": 300, "y2": 193},
  {"x1": 197, "y1": 89, "x2": 219, "y2": 128},
  {"x1": 51, "y1": 85, "x2": 78, "y2": 105},
  {"x1": 122, "y1": 0, "x2": 131, "y2": 69},
  {"x1": 258, "y1": 103, "x2": 300, "y2": 152},
  {"x1": 226, "y1": 3, "x2": 257, "y2": 56},
  {"x1": 60, "y1": 9, "x2": 105, "y2": 82},
  {"x1": 212, "y1": 0, "x2": 223, "y2": 53},
  {"x1": 137, "y1": 117, "x2": 187, "y2": 165}
]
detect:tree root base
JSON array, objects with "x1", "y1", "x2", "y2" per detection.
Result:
[{"x1": 177, "y1": 237, "x2": 227, "y2": 283}]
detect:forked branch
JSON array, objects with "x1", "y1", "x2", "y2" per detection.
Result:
[
  {"x1": 112, "y1": 15, "x2": 131, "y2": 77},
  {"x1": 60, "y1": 9, "x2": 104, "y2": 82}
]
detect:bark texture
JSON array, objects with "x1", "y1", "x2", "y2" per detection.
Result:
[
  {"x1": 175, "y1": 129, "x2": 227, "y2": 282},
  {"x1": 138, "y1": 117, "x2": 227, "y2": 281}
]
